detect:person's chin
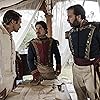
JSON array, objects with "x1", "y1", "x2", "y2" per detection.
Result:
[
  {"x1": 15, "y1": 31, "x2": 18, "y2": 32},
  {"x1": 14, "y1": 30, "x2": 19, "y2": 32}
]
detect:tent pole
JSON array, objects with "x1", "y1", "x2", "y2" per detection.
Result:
[
  {"x1": 45, "y1": 14, "x2": 53, "y2": 37},
  {"x1": 44, "y1": 0, "x2": 53, "y2": 37}
]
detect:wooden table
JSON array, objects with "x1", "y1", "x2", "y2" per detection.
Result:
[{"x1": 6, "y1": 79, "x2": 72, "y2": 100}]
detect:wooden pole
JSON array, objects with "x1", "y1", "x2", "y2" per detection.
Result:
[
  {"x1": 40, "y1": 0, "x2": 53, "y2": 37},
  {"x1": 45, "y1": 14, "x2": 53, "y2": 37}
]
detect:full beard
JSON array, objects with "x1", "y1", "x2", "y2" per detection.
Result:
[{"x1": 70, "y1": 19, "x2": 80, "y2": 28}]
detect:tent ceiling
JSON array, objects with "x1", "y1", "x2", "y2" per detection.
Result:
[
  {"x1": 0, "y1": 0, "x2": 23, "y2": 9},
  {"x1": 0, "y1": 0, "x2": 98, "y2": 11},
  {"x1": 0, "y1": 0, "x2": 41, "y2": 10}
]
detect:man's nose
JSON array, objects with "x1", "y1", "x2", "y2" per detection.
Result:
[{"x1": 36, "y1": 29, "x2": 39, "y2": 32}]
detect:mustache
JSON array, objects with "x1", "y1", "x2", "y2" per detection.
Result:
[{"x1": 36, "y1": 32, "x2": 40, "y2": 34}]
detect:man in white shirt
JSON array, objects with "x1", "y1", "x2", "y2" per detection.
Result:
[{"x1": 0, "y1": 10, "x2": 22, "y2": 99}]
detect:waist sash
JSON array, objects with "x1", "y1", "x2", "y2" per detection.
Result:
[{"x1": 74, "y1": 56, "x2": 93, "y2": 66}]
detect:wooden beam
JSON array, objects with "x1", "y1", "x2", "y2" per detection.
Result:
[
  {"x1": 40, "y1": 0, "x2": 53, "y2": 37},
  {"x1": 39, "y1": 1, "x2": 47, "y2": 14},
  {"x1": 45, "y1": 14, "x2": 53, "y2": 37}
]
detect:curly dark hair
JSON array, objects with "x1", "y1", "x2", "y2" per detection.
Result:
[{"x1": 35, "y1": 21, "x2": 48, "y2": 34}]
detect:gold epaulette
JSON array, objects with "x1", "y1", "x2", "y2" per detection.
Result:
[{"x1": 65, "y1": 28, "x2": 74, "y2": 39}]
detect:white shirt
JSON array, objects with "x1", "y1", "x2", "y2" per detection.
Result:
[{"x1": 0, "y1": 24, "x2": 16, "y2": 94}]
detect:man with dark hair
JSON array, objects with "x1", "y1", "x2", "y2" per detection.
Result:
[
  {"x1": 27, "y1": 21, "x2": 61, "y2": 82},
  {"x1": 66, "y1": 4, "x2": 100, "y2": 100},
  {"x1": 0, "y1": 10, "x2": 22, "y2": 99},
  {"x1": 2, "y1": 10, "x2": 22, "y2": 32}
]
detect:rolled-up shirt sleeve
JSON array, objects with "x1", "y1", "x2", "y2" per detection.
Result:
[{"x1": 27, "y1": 42, "x2": 37, "y2": 72}]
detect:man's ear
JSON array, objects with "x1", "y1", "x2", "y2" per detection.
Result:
[
  {"x1": 76, "y1": 15, "x2": 82, "y2": 22},
  {"x1": 11, "y1": 20, "x2": 16, "y2": 24},
  {"x1": 76, "y1": 15, "x2": 81, "y2": 19}
]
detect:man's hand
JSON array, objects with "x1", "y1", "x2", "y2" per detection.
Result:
[
  {"x1": 31, "y1": 69, "x2": 41, "y2": 82},
  {"x1": 55, "y1": 70, "x2": 61, "y2": 76},
  {"x1": 56, "y1": 64, "x2": 61, "y2": 76}
]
